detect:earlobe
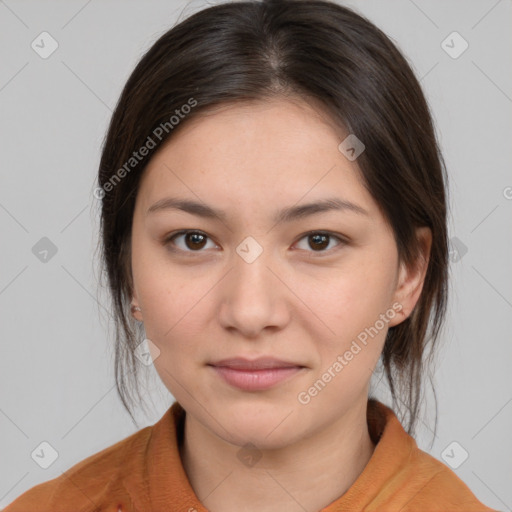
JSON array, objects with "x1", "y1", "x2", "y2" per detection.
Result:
[
  {"x1": 130, "y1": 292, "x2": 143, "y2": 322},
  {"x1": 388, "y1": 227, "x2": 432, "y2": 327}
]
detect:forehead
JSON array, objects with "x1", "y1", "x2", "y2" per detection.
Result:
[
  {"x1": 166, "y1": 96, "x2": 349, "y2": 150},
  {"x1": 136, "y1": 98, "x2": 377, "y2": 221}
]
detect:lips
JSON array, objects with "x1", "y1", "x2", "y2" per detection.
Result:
[
  {"x1": 208, "y1": 357, "x2": 306, "y2": 391},
  {"x1": 209, "y1": 357, "x2": 304, "y2": 370}
]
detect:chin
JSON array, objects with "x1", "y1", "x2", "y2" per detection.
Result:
[{"x1": 211, "y1": 402, "x2": 304, "y2": 449}]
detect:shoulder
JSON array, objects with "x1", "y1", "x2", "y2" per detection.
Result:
[
  {"x1": 362, "y1": 400, "x2": 497, "y2": 511},
  {"x1": 2, "y1": 423, "x2": 154, "y2": 512},
  {"x1": 401, "y1": 447, "x2": 498, "y2": 511}
]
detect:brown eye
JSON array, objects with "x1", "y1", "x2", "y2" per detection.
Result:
[
  {"x1": 295, "y1": 231, "x2": 345, "y2": 255},
  {"x1": 184, "y1": 232, "x2": 207, "y2": 250},
  {"x1": 309, "y1": 233, "x2": 330, "y2": 251},
  {"x1": 165, "y1": 230, "x2": 216, "y2": 252}
]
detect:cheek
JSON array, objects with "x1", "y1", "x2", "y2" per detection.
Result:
[
  {"x1": 131, "y1": 241, "x2": 203, "y2": 351},
  {"x1": 299, "y1": 258, "x2": 395, "y2": 330},
  {"x1": 141, "y1": 277, "x2": 206, "y2": 398},
  {"x1": 296, "y1": 254, "x2": 396, "y2": 372},
  {"x1": 141, "y1": 278, "x2": 207, "y2": 351}
]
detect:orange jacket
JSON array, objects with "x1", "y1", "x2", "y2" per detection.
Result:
[{"x1": 3, "y1": 399, "x2": 497, "y2": 512}]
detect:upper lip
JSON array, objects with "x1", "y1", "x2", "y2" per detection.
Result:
[{"x1": 209, "y1": 357, "x2": 304, "y2": 370}]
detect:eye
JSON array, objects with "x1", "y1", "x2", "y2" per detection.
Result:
[
  {"x1": 294, "y1": 231, "x2": 345, "y2": 256},
  {"x1": 165, "y1": 230, "x2": 218, "y2": 253}
]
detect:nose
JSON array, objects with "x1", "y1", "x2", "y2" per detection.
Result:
[{"x1": 217, "y1": 246, "x2": 291, "y2": 338}]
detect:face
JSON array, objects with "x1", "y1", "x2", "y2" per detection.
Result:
[{"x1": 130, "y1": 98, "x2": 430, "y2": 449}]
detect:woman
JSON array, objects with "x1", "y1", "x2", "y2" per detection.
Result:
[{"x1": 3, "y1": 0, "x2": 498, "y2": 510}]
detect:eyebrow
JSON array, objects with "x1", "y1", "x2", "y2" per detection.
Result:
[{"x1": 146, "y1": 196, "x2": 369, "y2": 223}]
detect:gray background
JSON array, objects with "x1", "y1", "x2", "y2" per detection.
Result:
[{"x1": 1, "y1": 0, "x2": 511, "y2": 509}]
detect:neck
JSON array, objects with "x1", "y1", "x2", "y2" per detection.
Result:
[{"x1": 179, "y1": 399, "x2": 375, "y2": 512}]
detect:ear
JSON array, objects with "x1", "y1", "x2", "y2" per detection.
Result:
[
  {"x1": 388, "y1": 227, "x2": 432, "y2": 328},
  {"x1": 130, "y1": 289, "x2": 143, "y2": 322}
]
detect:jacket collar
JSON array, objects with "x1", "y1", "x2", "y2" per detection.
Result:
[
  {"x1": 122, "y1": 398, "x2": 414, "y2": 511},
  {"x1": 122, "y1": 400, "x2": 207, "y2": 511}
]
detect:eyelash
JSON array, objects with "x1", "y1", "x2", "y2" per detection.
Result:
[{"x1": 163, "y1": 230, "x2": 347, "y2": 257}]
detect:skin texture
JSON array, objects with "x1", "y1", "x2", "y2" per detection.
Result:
[{"x1": 130, "y1": 98, "x2": 431, "y2": 512}]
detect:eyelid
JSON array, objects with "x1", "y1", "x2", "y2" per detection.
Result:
[{"x1": 163, "y1": 229, "x2": 348, "y2": 255}]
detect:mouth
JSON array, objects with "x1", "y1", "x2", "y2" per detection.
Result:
[{"x1": 208, "y1": 357, "x2": 306, "y2": 391}]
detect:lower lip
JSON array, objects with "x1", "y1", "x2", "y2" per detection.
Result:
[{"x1": 210, "y1": 365, "x2": 304, "y2": 391}]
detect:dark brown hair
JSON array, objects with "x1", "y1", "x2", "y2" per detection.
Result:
[{"x1": 96, "y1": 0, "x2": 448, "y2": 438}]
